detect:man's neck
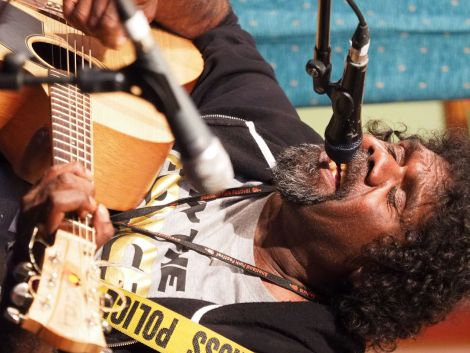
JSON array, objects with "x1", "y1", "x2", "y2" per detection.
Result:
[{"x1": 254, "y1": 193, "x2": 314, "y2": 301}]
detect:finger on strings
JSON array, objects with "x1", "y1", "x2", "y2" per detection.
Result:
[
  {"x1": 64, "y1": 0, "x2": 93, "y2": 33},
  {"x1": 98, "y1": 0, "x2": 127, "y2": 48},
  {"x1": 88, "y1": 0, "x2": 113, "y2": 30},
  {"x1": 40, "y1": 162, "x2": 92, "y2": 186},
  {"x1": 93, "y1": 204, "x2": 115, "y2": 247},
  {"x1": 63, "y1": 0, "x2": 79, "y2": 18},
  {"x1": 22, "y1": 164, "x2": 94, "y2": 220},
  {"x1": 45, "y1": 190, "x2": 98, "y2": 234}
]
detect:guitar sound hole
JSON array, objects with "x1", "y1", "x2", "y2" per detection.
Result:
[{"x1": 31, "y1": 41, "x2": 93, "y2": 73}]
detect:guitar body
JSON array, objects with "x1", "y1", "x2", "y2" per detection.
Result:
[{"x1": 0, "y1": 0, "x2": 203, "y2": 210}]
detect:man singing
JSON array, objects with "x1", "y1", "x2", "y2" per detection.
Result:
[{"x1": 1, "y1": 1, "x2": 469, "y2": 352}]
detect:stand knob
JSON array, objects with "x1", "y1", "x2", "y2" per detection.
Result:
[
  {"x1": 11, "y1": 282, "x2": 33, "y2": 308},
  {"x1": 13, "y1": 262, "x2": 36, "y2": 282},
  {"x1": 4, "y1": 307, "x2": 24, "y2": 325}
]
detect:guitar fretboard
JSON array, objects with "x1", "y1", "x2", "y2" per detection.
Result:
[{"x1": 50, "y1": 69, "x2": 92, "y2": 170}]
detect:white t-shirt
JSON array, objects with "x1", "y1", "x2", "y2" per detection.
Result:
[{"x1": 98, "y1": 150, "x2": 275, "y2": 304}]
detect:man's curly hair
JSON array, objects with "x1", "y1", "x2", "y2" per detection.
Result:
[{"x1": 331, "y1": 121, "x2": 470, "y2": 351}]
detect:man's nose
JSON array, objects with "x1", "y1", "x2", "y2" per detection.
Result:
[{"x1": 362, "y1": 135, "x2": 405, "y2": 186}]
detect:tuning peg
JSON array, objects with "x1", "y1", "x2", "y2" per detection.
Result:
[
  {"x1": 10, "y1": 282, "x2": 33, "y2": 308},
  {"x1": 101, "y1": 319, "x2": 113, "y2": 334},
  {"x1": 102, "y1": 293, "x2": 115, "y2": 308},
  {"x1": 4, "y1": 307, "x2": 24, "y2": 325},
  {"x1": 13, "y1": 262, "x2": 36, "y2": 282}
]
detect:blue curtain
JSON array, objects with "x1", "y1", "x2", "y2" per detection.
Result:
[{"x1": 232, "y1": 0, "x2": 470, "y2": 106}]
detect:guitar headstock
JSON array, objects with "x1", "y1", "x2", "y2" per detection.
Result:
[{"x1": 5, "y1": 228, "x2": 107, "y2": 353}]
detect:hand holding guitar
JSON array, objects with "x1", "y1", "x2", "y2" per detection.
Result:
[
  {"x1": 20, "y1": 162, "x2": 114, "y2": 248},
  {"x1": 1, "y1": 162, "x2": 114, "y2": 353},
  {"x1": 63, "y1": 0, "x2": 158, "y2": 48},
  {"x1": 63, "y1": 0, "x2": 230, "y2": 47}
]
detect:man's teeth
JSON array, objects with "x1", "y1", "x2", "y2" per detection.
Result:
[
  {"x1": 339, "y1": 164, "x2": 347, "y2": 186},
  {"x1": 329, "y1": 161, "x2": 337, "y2": 178},
  {"x1": 328, "y1": 162, "x2": 348, "y2": 186}
]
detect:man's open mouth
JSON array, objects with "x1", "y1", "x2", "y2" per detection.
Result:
[{"x1": 328, "y1": 161, "x2": 347, "y2": 190}]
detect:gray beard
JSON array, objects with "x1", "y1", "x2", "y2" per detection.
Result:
[{"x1": 272, "y1": 144, "x2": 368, "y2": 205}]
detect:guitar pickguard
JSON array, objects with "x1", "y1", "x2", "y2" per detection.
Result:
[{"x1": 0, "y1": 1, "x2": 43, "y2": 59}]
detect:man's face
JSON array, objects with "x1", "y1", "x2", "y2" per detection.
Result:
[{"x1": 274, "y1": 134, "x2": 450, "y2": 259}]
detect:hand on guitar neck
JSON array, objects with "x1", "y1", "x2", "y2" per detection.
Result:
[
  {"x1": 0, "y1": 162, "x2": 114, "y2": 353},
  {"x1": 20, "y1": 162, "x2": 114, "y2": 248},
  {"x1": 63, "y1": 0, "x2": 230, "y2": 48}
]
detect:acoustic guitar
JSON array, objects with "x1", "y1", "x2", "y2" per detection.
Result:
[
  {"x1": 0, "y1": 0, "x2": 203, "y2": 352},
  {"x1": 0, "y1": 0, "x2": 203, "y2": 211}
]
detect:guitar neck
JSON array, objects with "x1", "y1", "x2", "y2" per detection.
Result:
[
  {"x1": 17, "y1": 70, "x2": 104, "y2": 352},
  {"x1": 49, "y1": 69, "x2": 95, "y2": 241},
  {"x1": 50, "y1": 69, "x2": 93, "y2": 170}
]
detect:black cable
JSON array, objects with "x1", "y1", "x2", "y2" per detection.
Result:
[{"x1": 346, "y1": 0, "x2": 366, "y2": 26}]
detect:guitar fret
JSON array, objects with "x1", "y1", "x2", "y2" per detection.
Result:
[
  {"x1": 51, "y1": 96, "x2": 90, "y2": 113},
  {"x1": 52, "y1": 138, "x2": 92, "y2": 156},
  {"x1": 53, "y1": 156, "x2": 92, "y2": 171},
  {"x1": 52, "y1": 113, "x2": 91, "y2": 128},
  {"x1": 52, "y1": 111, "x2": 91, "y2": 130},
  {"x1": 52, "y1": 142, "x2": 92, "y2": 164},
  {"x1": 68, "y1": 219, "x2": 95, "y2": 233},
  {"x1": 54, "y1": 84, "x2": 91, "y2": 98},
  {"x1": 51, "y1": 113, "x2": 91, "y2": 126},
  {"x1": 53, "y1": 130, "x2": 92, "y2": 146},
  {"x1": 53, "y1": 155, "x2": 72, "y2": 164},
  {"x1": 51, "y1": 91, "x2": 91, "y2": 105},
  {"x1": 51, "y1": 100, "x2": 91, "y2": 116},
  {"x1": 53, "y1": 148, "x2": 90, "y2": 164},
  {"x1": 52, "y1": 83, "x2": 91, "y2": 98},
  {"x1": 52, "y1": 119, "x2": 91, "y2": 138},
  {"x1": 51, "y1": 109, "x2": 91, "y2": 126},
  {"x1": 53, "y1": 145, "x2": 91, "y2": 158}
]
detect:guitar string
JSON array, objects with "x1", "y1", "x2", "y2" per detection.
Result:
[
  {"x1": 73, "y1": 17, "x2": 88, "y2": 297},
  {"x1": 54, "y1": 2, "x2": 78, "y2": 244},
  {"x1": 60, "y1": 4, "x2": 90, "y2": 295},
  {"x1": 54, "y1": 3, "x2": 84, "y2": 306},
  {"x1": 78, "y1": 14, "x2": 97, "y2": 310}
]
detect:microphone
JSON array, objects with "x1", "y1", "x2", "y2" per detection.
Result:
[
  {"x1": 324, "y1": 23, "x2": 369, "y2": 164},
  {"x1": 113, "y1": 0, "x2": 234, "y2": 193}
]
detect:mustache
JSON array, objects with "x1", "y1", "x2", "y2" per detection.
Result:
[{"x1": 273, "y1": 144, "x2": 369, "y2": 205}]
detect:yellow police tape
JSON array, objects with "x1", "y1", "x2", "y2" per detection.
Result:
[{"x1": 103, "y1": 287, "x2": 254, "y2": 353}]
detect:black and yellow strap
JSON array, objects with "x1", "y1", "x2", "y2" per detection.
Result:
[{"x1": 104, "y1": 287, "x2": 254, "y2": 353}]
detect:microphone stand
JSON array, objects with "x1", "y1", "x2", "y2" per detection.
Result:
[
  {"x1": 307, "y1": 0, "x2": 333, "y2": 96},
  {"x1": 0, "y1": 52, "x2": 128, "y2": 92},
  {"x1": 306, "y1": 0, "x2": 370, "y2": 164}
]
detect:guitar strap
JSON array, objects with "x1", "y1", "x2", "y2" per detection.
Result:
[
  {"x1": 110, "y1": 184, "x2": 276, "y2": 221},
  {"x1": 105, "y1": 184, "x2": 317, "y2": 352},
  {"x1": 103, "y1": 286, "x2": 254, "y2": 353},
  {"x1": 110, "y1": 185, "x2": 317, "y2": 301}
]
